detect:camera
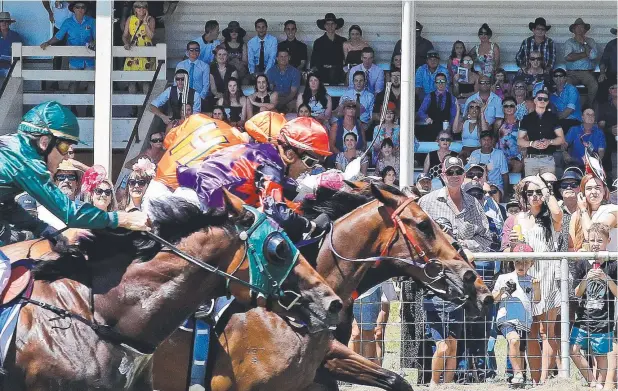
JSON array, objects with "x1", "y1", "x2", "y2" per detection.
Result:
[{"x1": 505, "y1": 280, "x2": 517, "y2": 295}]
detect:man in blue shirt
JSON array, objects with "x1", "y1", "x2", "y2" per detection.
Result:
[
  {"x1": 564, "y1": 108, "x2": 606, "y2": 167},
  {"x1": 348, "y1": 47, "x2": 385, "y2": 94},
  {"x1": 466, "y1": 131, "x2": 509, "y2": 193},
  {"x1": 338, "y1": 71, "x2": 375, "y2": 129},
  {"x1": 550, "y1": 68, "x2": 583, "y2": 131},
  {"x1": 463, "y1": 74, "x2": 504, "y2": 129},
  {"x1": 175, "y1": 41, "x2": 210, "y2": 104},
  {"x1": 0, "y1": 12, "x2": 21, "y2": 78},
  {"x1": 415, "y1": 50, "x2": 449, "y2": 101},
  {"x1": 417, "y1": 73, "x2": 458, "y2": 131},
  {"x1": 247, "y1": 18, "x2": 277, "y2": 78},
  {"x1": 564, "y1": 18, "x2": 598, "y2": 107},
  {"x1": 266, "y1": 48, "x2": 300, "y2": 113},
  {"x1": 194, "y1": 20, "x2": 220, "y2": 65}
]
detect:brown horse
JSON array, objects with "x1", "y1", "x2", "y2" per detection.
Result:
[
  {"x1": 152, "y1": 183, "x2": 493, "y2": 391},
  {"x1": 0, "y1": 192, "x2": 342, "y2": 391}
]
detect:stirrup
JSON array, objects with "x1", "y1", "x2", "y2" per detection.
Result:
[{"x1": 194, "y1": 299, "x2": 215, "y2": 319}]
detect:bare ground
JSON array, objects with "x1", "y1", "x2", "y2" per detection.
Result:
[{"x1": 341, "y1": 377, "x2": 589, "y2": 391}]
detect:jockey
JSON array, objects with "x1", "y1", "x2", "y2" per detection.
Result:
[{"x1": 0, "y1": 102, "x2": 149, "y2": 292}]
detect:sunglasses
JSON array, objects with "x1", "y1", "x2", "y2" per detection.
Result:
[
  {"x1": 439, "y1": 137, "x2": 452, "y2": 142},
  {"x1": 56, "y1": 140, "x2": 72, "y2": 155},
  {"x1": 479, "y1": 80, "x2": 491, "y2": 85},
  {"x1": 486, "y1": 189, "x2": 499, "y2": 195},
  {"x1": 435, "y1": 80, "x2": 447, "y2": 84},
  {"x1": 554, "y1": 74, "x2": 566, "y2": 78},
  {"x1": 73, "y1": 4, "x2": 86, "y2": 9},
  {"x1": 175, "y1": 77, "x2": 185, "y2": 82},
  {"x1": 530, "y1": 57, "x2": 542, "y2": 61},
  {"x1": 55, "y1": 174, "x2": 77, "y2": 182},
  {"x1": 150, "y1": 138, "x2": 164, "y2": 143},
  {"x1": 187, "y1": 48, "x2": 200, "y2": 52},
  {"x1": 128, "y1": 179, "x2": 149, "y2": 187},
  {"x1": 67, "y1": 150, "x2": 75, "y2": 155},
  {"x1": 468, "y1": 190, "x2": 484, "y2": 200},
  {"x1": 300, "y1": 153, "x2": 320, "y2": 168},
  {"x1": 503, "y1": 104, "x2": 516, "y2": 108},
  {"x1": 466, "y1": 170, "x2": 484, "y2": 178},
  {"x1": 525, "y1": 189, "x2": 543, "y2": 197},
  {"x1": 560, "y1": 181, "x2": 578, "y2": 190},
  {"x1": 462, "y1": 60, "x2": 474, "y2": 65},
  {"x1": 514, "y1": 85, "x2": 526, "y2": 90},
  {"x1": 446, "y1": 168, "x2": 464, "y2": 176},
  {"x1": 535, "y1": 97, "x2": 549, "y2": 102},
  {"x1": 478, "y1": 32, "x2": 489, "y2": 36},
  {"x1": 94, "y1": 188, "x2": 113, "y2": 197},
  {"x1": 469, "y1": 105, "x2": 481, "y2": 110}
]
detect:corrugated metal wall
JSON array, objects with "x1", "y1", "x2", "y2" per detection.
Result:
[{"x1": 166, "y1": 1, "x2": 616, "y2": 70}]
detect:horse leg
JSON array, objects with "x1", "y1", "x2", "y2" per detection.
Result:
[
  {"x1": 319, "y1": 339, "x2": 413, "y2": 391},
  {"x1": 152, "y1": 328, "x2": 192, "y2": 391}
]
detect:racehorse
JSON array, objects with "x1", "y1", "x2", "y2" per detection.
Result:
[
  {"x1": 152, "y1": 183, "x2": 493, "y2": 391},
  {"x1": 0, "y1": 191, "x2": 342, "y2": 391}
]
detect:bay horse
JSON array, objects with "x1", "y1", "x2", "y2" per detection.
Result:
[
  {"x1": 152, "y1": 183, "x2": 493, "y2": 391},
  {"x1": 0, "y1": 191, "x2": 342, "y2": 391}
]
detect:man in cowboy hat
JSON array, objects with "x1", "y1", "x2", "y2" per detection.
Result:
[
  {"x1": 0, "y1": 11, "x2": 22, "y2": 79},
  {"x1": 516, "y1": 17, "x2": 556, "y2": 71},
  {"x1": 598, "y1": 27, "x2": 617, "y2": 104},
  {"x1": 391, "y1": 21, "x2": 434, "y2": 70},
  {"x1": 311, "y1": 13, "x2": 346, "y2": 84},
  {"x1": 564, "y1": 18, "x2": 598, "y2": 107}
]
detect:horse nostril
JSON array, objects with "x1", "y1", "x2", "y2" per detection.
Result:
[
  {"x1": 328, "y1": 299, "x2": 343, "y2": 315},
  {"x1": 463, "y1": 270, "x2": 476, "y2": 284}
]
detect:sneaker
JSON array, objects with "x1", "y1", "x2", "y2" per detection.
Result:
[{"x1": 510, "y1": 373, "x2": 524, "y2": 389}]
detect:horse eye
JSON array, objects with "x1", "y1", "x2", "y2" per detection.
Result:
[
  {"x1": 416, "y1": 219, "x2": 431, "y2": 232},
  {"x1": 263, "y1": 233, "x2": 291, "y2": 265}
]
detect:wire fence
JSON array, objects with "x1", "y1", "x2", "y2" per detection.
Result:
[{"x1": 349, "y1": 252, "x2": 618, "y2": 389}]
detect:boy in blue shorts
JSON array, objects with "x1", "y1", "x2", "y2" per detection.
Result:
[{"x1": 571, "y1": 223, "x2": 617, "y2": 389}]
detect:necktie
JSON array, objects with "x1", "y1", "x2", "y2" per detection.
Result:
[
  {"x1": 439, "y1": 94, "x2": 444, "y2": 110},
  {"x1": 258, "y1": 41, "x2": 265, "y2": 72},
  {"x1": 365, "y1": 70, "x2": 369, "y2": 88},
  {"x1": 189, "y1": 62, "x2": 195, "y2": 89},
  {"x1": 356, "y1": 93, "x2": 361, "y2": 118}
]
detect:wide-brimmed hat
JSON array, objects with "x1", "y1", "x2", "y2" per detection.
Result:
[
  {"x1": 222, "y1": 21, "x2": 246, "y2": 40},
  {"x1": 611, "y1": 28, "x2": 617, "y2": 35},
  {"x1": 317, "y1": 13, "x2": 344, "y2": 31},
  {"x1": 569, "y1": 18, "x2": 591, "y2": 33},
  {"x1": 0, "y1": 12, "x2": 16, "y2": 23},
  {"x1": 529, "y1": 17, "x2": 551, "y2": 31}
]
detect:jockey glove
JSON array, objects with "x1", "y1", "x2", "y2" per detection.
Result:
[{"x1": 262, "y1": 196, "x2": 311, "y2": 243}]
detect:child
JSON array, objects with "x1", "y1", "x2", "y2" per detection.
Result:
[
  {"x1": 571, "y1": 223, "x2": 617, "y2": 389},
  {"x1": 493, "y1": 242, "x2": 540, "y2": 388}
]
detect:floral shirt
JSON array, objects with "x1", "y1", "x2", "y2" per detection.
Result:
[{"x1": 497, "y1": 121, "x2": 522, "y2": 160}]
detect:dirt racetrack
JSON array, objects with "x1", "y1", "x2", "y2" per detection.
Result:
[{"x1": 340, "y1": 377, "x2": 589, "y2": 391}]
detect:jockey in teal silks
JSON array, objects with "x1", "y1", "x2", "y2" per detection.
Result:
[{"x1": 0, "y1": 101, "x2": 150, "y2": 292}]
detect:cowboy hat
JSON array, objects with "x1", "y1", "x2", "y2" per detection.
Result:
[
  {"x1": 528, "y1": 17, "x2": 551, "y2": 31},
  {"x1": 222, "y1": 21, "x2": 246, "y2": 40},
  {"x1": 569, "y1": 18, "x2": 591, "y2": 33},
  {"x1": 0, "y1": 12, "x2": 16, "y2": 23},
  {"x1": 316, "y1": 13, "x2": 344, "y2": 31}
]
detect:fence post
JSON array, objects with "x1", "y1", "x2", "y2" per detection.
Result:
[
  {"x1": 11, "y1": 42, "x2": 22, "y2": 77},
  {"x1": 560, "y1": 257, "x2": 570, "y2": 378},
  {"x1": 155, "y1": 44, "x2": 166, "y2": 80}
]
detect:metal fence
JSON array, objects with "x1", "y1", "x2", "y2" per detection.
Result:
[{"x1": 350, "y1": 251, "x2": 618, "y2": 388}]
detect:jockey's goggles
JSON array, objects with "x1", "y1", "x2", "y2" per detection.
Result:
[
  {"x1": 56, "y1": 139, "x2": 73, "y2": 156},
  {"x1": 300, "y1": 152, "x2": 320, "y2": 168}
]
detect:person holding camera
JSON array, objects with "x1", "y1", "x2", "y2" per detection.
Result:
[{"x1": 493, "y1": 243, "x2": 541, "y2": 388}]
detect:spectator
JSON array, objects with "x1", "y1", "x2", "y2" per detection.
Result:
[
  {"x1": 247, "y1": 18, "x2": 277, "y2": 77},
  {"x1": 454, "y1": 99, "x2": 489, "y2": 160},
  {"x1": 597, "y1": 78, "x2": 617, "y2": 183},
  {"x1": 15, "y1": 193, "x2": 37, "y2": 220},
  {"x1": 571, "y1": 223, "x2": 617, "y2": 389},
  {"x1": 64, "y1": 144, "x2": 90, "y2": 173},
  {"x1": 492, "y1": 243, "x2": 540, "y2": 388},
  {"x1": 507, "y1": 175, "x2": 562, "y2": 385},
  {"x1": 0, "y1": 11, "x2": 20, "y2": 80},
  {"x1": 518, "y1": 89, "x2": 565, "y2": 176},
  {"x1": 470, "y1": 23, "x2": 501, "y2": 77},
  {"x1": 563, "y1": 108, "x2": 606, "y2": 168},
  {"x1": 467, "y1": 130, "x2": 509, "y2": 195},
  {"x1": 550, "y1": 67, "x2": 583, "y2": 131},
  {"x1": 376, "y1": 138, "x2": 399, "y2": 178},
  {"x1": 598, "y1": 27, "x2": 617, "y2": 104},
  {"x1": 149, "y1": 69, "x2": 200, "y2": 125},
  {"x1": 141, "y1": 131, "x2": 166, "y2": 165},
  {"x1": 37, "y1": 160, "x2": 82, "y2": 230},
  {"x1": 335, "y1": 132, "x2": 367, "y2": 174},
  {"x1": 417, "y1": 73, "x2": 459, "y2": 134},
  {"x1": 564, "y1": 18, "x2": 598, "y2": 107},
  {"x1": 492, "y1": 68, "x2": 511, "y2": 99},
  {"x1": 558, "y1": 169, "x2": 583, "y2": 216},
  {"x1": 176, "y1": 41, "x2": 211, "y2": 106},
  {"x1": 217, "y1": 77, "x2": 247, "y2": 127},
  {"x1": 267, "y1": 48, "x2": 300, "y2": 113},
  {"x1": 380, "y1": 166, "x2": 397, "y2": 187},
  {"x1": 165, "y1": 104, "x2": 192, "y2": 132},
  {"x1": 423, "y1": 131, "x2": 458, "y2": 189},
  {"x1": 278, "y1": 20, "x2": 307, "y2": 72},
  {"x1": 209, "y1": 45, "x2": 238, "y2": 109},
  {"x1": 453, "y1": 54, "x2": 480, "y2": 100},
  {"x1": 41, "y1": 2, "x2": 71, "y2": 90},
  {"x1": 118, "y1": 157, "x2": 155, "y2": 212},
  {"x1": 487, "y1": 183, "x2": 507, "y2": 213},
  {"x1": 338, "y1": 71, "x2": 375, "y2": 130},
  {"x1": 374, "y1": 69, "x2": 401, "y2": 121},
  {"x1": 247, "y1": 74, "x2": 278, "y2": 117},
  {"x1": 448, "y1": 40, "x2": 467, "y2": 82},
  {"x1": 466, "y1": 163, "x2": 506, "y2": 234},
  {"x1": 194, "y1": 20, "x2": 220, "y2": 65},
  {"x1": 392, "y1": 21, "x2": 434, "y2": 69},
  {"x1": 506, "y1": 197, "x2": 521, "y2": 217},
  {"x1": 350, "y1": 284, "x2": 382, "y2": 364},
  {"x1": 329, "y1": 100, "x2": 364, "y2": 156},
  {"x1": 516, "y1": 50, "x2": 548, "y2": 93},
  {"x1": 515, "y1": 17, "x2": 556, "y2": 71},
  {"x1": 348, "y1": 47, "x2": 384, "y2": 94},
  {"x1": 222, "y1": 21, "x2": 248, "y2": 82},
  {"x1": 497, "y1": 96, "x2": 524, "y2": 173},
  {"x1": 415, "y1": 173, "x2": 432, "y2": 196},
  {"x1": 415, "y1": 50, "x2": 450, "y2": 100},
  {"x1": 511, "y1": 78, "x2": 535, "y2": 120},
  {"x1": 463, "y1": 74, "x2": 504, "y2": 129},
  {"x1": 210, "y1": 105, "x2": 227, "y2": 123},
  {"x1": 389, "y1": 53, "x2": 401, "y2": 76},
  {"x1": 296, "y1": 73, "x2": 332, "y2": 126},
  {"x1": 80, "y1": 164, "x2": 118, "y2": 212},
  {"x1": 343, "y1": 25, "x2": 369, "y2": 70},
  {"x1": 311, "y1": 13, "x2": 347, "y2": 85},
  {"x1": 297, "y1": 103, "x2": 311, "y2": 118},
  {"x1": 122, "y1": 1, "x2": 155, "y2": 95},
  {"x1": 372, "y1": 102, "x2": 400, "y2": 165}
]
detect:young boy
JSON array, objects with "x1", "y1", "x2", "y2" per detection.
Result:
[
  {"x1": 571, "y1": 223, "x2": 617, "y2": 389},
  {"x1": 493, "y1": 243, "x2": 540, "y2": 388}
]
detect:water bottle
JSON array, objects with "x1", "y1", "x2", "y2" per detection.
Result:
[{"x1": 442, "y1": 121, "x2": 449, "y2": 131}]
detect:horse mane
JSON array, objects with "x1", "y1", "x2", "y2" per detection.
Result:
[{"x1": 33, "y1": 197, "x2": 245, "y2": 282}]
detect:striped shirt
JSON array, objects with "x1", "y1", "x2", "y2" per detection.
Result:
[{"x1": 515, "y1": 36, "x2": 556, "y2": 70}]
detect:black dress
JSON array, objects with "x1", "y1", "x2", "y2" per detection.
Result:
[
  {"x1": 428, "y1": 150, "x2": 458, "y2": 178},
  {"x1": 251, "y1": 94, "x2": 271, "y2": 114},
  {"x1": 345, "y1": 50, "x2": 362, "y2": 67}
]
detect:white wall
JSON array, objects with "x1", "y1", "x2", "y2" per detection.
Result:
[{"x1": 2, "y1": 1, "x2": 53, "y2": 46}]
